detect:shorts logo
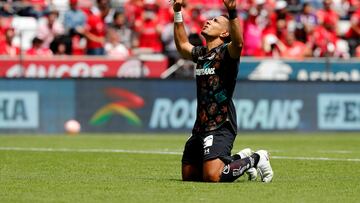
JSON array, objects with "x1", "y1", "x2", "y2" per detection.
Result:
[
  {"x1": 203, "y1": 135, "x2": 213, "y2": 148},
  {"x1": 204, "y1": 148, "x2": 210, "y2": 155},
  {"x1": 233, "y1": 164, "x2": 249, "y2": 176},
  {"x1": 223, "y1": 164, "x2": 230, "y2": 174}
]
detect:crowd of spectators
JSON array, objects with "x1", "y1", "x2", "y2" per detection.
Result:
[{"x1": 0, "y1": 0, "x2": 359, "y2": 62}]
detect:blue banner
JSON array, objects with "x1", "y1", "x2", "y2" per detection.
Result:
[
  {"x1": 238, "y1": 59, "x2": 360, "y2": 82},
  {"x1": 2, "y1": 79, "x2": 360, "y2": 133},
  {"x1": 0, "y1": 80, "x2": 75, "y2": 133},
  {"x1": 76, "y1": 80, "x2": 360, "y2": 133}
]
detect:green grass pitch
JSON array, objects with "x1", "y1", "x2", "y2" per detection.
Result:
[{"x1": 1, "y1": 133, "x2": 360, "y2": 203}]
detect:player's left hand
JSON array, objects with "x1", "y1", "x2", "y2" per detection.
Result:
[{"x1": 223, "y1": 0, "x2": 236, "y2": 10}]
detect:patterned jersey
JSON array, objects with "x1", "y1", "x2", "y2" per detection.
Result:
[{"x1": 191, "y1": 43, "x2": 239, "y2": 134}]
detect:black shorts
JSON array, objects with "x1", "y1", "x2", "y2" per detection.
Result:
[{"x1": 181, "y1": 123, "x2": 236, "y2": 166}]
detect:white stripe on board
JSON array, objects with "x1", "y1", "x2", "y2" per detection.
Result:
[{"x1": 0, "y1": 147, "x2": 360, "y2": 162}]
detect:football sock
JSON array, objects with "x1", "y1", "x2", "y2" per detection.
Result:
[
  {"x1": 231, "y1": 152, "x2": 260, "y2": 165},
  {"x1": 231, "y1": 154, "x2": 241, "y2": 161},
  {"x1": 251, "y1": 153, "x2": 260, "y2": 167},
  {"x1": 220, "y1": 153, "x2": 260, "y2": 182}
]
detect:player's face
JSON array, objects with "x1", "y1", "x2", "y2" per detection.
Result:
[{"x1": 201, "y1": 16, "x2": 229, "y2": 39}]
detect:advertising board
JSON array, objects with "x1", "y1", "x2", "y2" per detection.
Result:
[
  {"x1": 0, "y1": 92, "x2": 39, "y2": 128},
  {"x1": 0, "y1": 56, "x2": 168, "y2": 78},
  {"x1": 75, "y1": 80, "x2": 360, "y2": 132}
]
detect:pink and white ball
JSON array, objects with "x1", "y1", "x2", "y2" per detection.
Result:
[{"x1": 64, "y1": 120, "x2": 81, "y2": 135}]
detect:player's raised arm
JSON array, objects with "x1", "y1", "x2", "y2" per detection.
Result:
[
  {"x1": 172, "y1": 0, "x2": 194, "y2": 60},
  {"x1": 223, "y1": 0, "x2": 243, "y2": 59}
]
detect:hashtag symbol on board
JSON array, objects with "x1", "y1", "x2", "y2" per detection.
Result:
[{"x1": 324, "y1": 102, "x2": 340, "y2": 122}]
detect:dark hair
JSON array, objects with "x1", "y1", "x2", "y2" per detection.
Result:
[
  {"x1": 113, "y1": 10, "x2": 124, "y2": 21},
  {"x1": 32, "y1": 37, "x2": 43, "y2": 45},
  {"x1": 221, "y1": 14, "x2": 229, "y2": 19},
  {"x1": 302, "y1": 2, "x2": 310, "y2": 12},
  {"x1": 220, "y1": 15, "x2": 232, "y2": 43}
]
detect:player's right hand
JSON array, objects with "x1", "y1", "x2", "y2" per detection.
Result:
[{"x1": 171, "y1": 0, "x2": 183, "y2": 12}]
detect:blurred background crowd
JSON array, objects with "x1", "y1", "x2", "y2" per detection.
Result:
[{"x1": 0, "y1": 0, "x2": 359, "y2": 63}]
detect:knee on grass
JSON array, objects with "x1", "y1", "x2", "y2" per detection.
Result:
[{"x1": 202, "y1": 170, "x2": 221, "y2": 182}]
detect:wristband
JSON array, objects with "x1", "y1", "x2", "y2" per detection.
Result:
[
  {"x1": 174, "y1": 11, "x2": 183, "y2": 23},
  {"x1": 228, "y1": 9, "x2": 237, "y2": 20}
]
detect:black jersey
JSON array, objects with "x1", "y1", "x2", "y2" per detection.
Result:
[{"x1": 191, "y1": 43, "x2": 239, "y2": 134}]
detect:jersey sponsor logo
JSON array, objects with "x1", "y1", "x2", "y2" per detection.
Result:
[
  {"x1": 199, "y1": 53, "x2": 216, "y2": 61},
  {"x1": 195, "y1": 68, "x2": 215, "y2": 76},
  {"x1": 203, "y1": 135, "x2": 213, "y2": 148},
  {"x1": 90, "y1": 88, "x2": 144, "y2": 126}
]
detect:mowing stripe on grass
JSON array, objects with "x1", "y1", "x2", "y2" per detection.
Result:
[{"x1": 0, "y1": 147, "x2": 360, "y2": 162}]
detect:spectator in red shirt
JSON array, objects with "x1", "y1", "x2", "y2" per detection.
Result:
[
  {"x1": 356, "y1": 45, "x2": 360, "y2": 58},
  {"x1": 26, "y1": 37, "x2": 52, "y2": 56},
  {"x1": 124, "y1": 0, "x2": 144, "y2": 29},
  {"x1": 280, "y1": 32, "x2": 311, "y2": 59},
  {"x1": 134, "y1": 4, "x2": 163, "y2": 53},
  {"x1": 317, "y1": 0, "x2": 339, "y2": 26},
  {"x1": 243, "y1": 7, "x2": 263, "y2": 56},
  {"x1": 346, "y1": 9, "x2": 360, "y2": 56},
  {"x1": 310, "y1": 15, "x2": 338, "y2": 57},
  {"x1": 0, "y1": 28, "x2": 20, "y2": 56},
  {"x1": 156, "y1": 0, "x2": 172, "y2": 26},
  {"x1": 186, "y1": 6, "x2": 206, "y2": 35},
  {"x1": 0, "y1": 17, "x2": 7, "y2": 43},
  {"x1": 78, "y1": 10, "x2": 106, "y2": 55}
]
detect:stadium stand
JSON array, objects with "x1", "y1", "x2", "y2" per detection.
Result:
[{"x1": 0, "y1": 0, "x2": 359, "y2": 59}]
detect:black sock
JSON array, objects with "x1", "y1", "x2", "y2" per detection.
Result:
[
  {"x1": 251, "y1": 153, "x2": 260, "y2": 168},
  {"x1": 231, "y1": 154, "x2": 241, "y2": 161},
  {"x1": 231, "y1": 153, "x2": 260, "y2": 165},
  {"x1": 220, "y1": 156, "x2": 256, "y2": 182}
]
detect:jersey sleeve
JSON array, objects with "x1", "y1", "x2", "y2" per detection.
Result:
[
  {"x1": 191, "y1": 46, "x2": 206, "y2": 63},
  {"x1": 223, "y1": 43, "x2": 240, "y2": 61}
]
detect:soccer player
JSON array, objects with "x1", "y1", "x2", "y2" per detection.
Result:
[{"x1": 172, "y1": 0, "x2": 274, "y2": 182}]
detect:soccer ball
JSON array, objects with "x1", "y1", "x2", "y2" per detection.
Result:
[{"x1": 64, "y1": 120, "x2": 81, "y2": 135}]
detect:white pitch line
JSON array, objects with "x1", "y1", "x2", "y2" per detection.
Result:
[
  {"x1": 0, "y1": 147, "x2": 182, "y2": 155},
  {"x1": 269, "y1": 150, "x2": 358, "y2": 154},
  {"x1": 0, "y1": 147, "x2": 360, "y2": 162},
  {"x1": 271, "y1": 156, "x2": 360, "y2": 162},
  {"x1": 317, "y1": 150, "x2": 356, "y2": 154}
]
